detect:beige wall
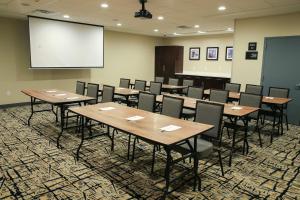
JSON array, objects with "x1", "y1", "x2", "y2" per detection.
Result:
[
  {"x1": 91, "y1": 31, "x2": 162, "y2": 85},
  {"x1": 0, "y1": 17, "x2": 161, "y2": 105},
  {"x1": 232, "y1": 12, "x2": 300, "y2": 90},
  {"x1": 165, "y1": 34, "x2": 233, "y2": 77}
]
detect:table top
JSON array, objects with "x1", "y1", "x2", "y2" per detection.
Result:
[
  {"x1": 204, "y1": 89, "x2": 292, "y2": 105},
  {"x1": 69, "y1": 102, "x2": 213, "y2": 146},
  {"x1": 130, "y1": 81, "x2": 188, "y2": 90},
  {"x1": 156, "y1": 94, "x2": 259, "y2": 117},
  {"x1": 99, "y1": 85, "x2": 140, "y2": 96},
  {"x1": 21, "y1": 89, "x2": 95, "y2": 104}
]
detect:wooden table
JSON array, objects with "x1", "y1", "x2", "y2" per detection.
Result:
[
  {"x1": 98, "y1": 85, "x2": 140, "y2": 104},
  {"x1": 204, "y1": 89, "x2": 292, "y2": 139},
  {"x1": 156, "y1": 94, "x2": 259, "y2": 166},
  {"x1": 21, "y1": 89, "x2": 95, "y2": 147},
  {"x1": 130, "y1": 81, "x2": 188, "y2": 91},
  {"x1": 69, "y1": 102, "x2": 213, "y2": 197}
]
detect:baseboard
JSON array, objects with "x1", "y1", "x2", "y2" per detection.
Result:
[{"x1": 0, "y1": 102, "x2": 31, "y2": 109}]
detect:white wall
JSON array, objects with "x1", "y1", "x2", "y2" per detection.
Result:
[{"x1": 232, "y1": 12, "x2": 300, "y2": 90}]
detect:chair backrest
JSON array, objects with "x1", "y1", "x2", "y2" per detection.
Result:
[
  {"x1": 268, "y1": 87, "x2": 289, "y2": 98},
  {"x1": 119, "y1": 78, "x2": 130, "y2": 88},
  {"x1": 134, "y1": 80, "x2": 146, "y2": 91},
  {"x1": 187, "y1": 87, "x2": 204, "y2": 99},
  {"x1": 86, "y1": 83, "x2": 99, "y2": 104},
  {"x1": 225, "y1": 83, "x2": 241, "y2": 93},
  {"x1": 239, "y1": 92, "x2": 262, "y2": 119},
  {"x1": 161, "y1": 95, "x2": 183, "y2": 118},
  {"x1": 195, "y1": 101, "x2": 224, "y2": 140},
  {"x1": 149, "y1": 81, "x2": 162, "y2": 95},
  {"x1": 76, "y1": 81, "x2": 85, "y2": 95},
  {"x1": 245, "y1": 84, "x2": 263, "y2": 95},
  {"x1": 209, "y1": 89, "x2": 229, "y2": 103},
  {"x1": 168, "y1": 78, "x2": 179, "y2": 86},
  {"x1": 138, "y1": 92, "x2": 156, "y2": 112},
  {"x1": 102, "y1": 85, "x2": 115, "y2": 103},
  {"x1": 155, "y1": 76, "x2": 164, "y2": 83},
  {"x1": 182, "y1": 79, "x2": 194, "y2": 94}
]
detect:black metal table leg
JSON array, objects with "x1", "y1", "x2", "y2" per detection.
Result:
[
  {"x1": 76, "y1": 116, "x2": 85, "y2": 160},
  {"x1": 127, "y1": 134, "x2": 131, "y2": 160},
  {"x1": 28, "y1": 97, "x2": 35, "y2": 126},
  {"x1": 162, "y1": 146, "x2": 171, "y2": 199},
  {"x1": 229, "y1": 116, "x2": 237, "y2": 167},
  {"x1": 243, "y1": 117, "x2": 249, "y2": 155},
  {"x1": 280, "y1": 105, "x2": 284, "y2": 135},
  {"x1": 193, "y1": 135, "x2": 200, "y2": 191},
  {"x1": 56, "y1": 104, "x2": 65, "y2": 148}
]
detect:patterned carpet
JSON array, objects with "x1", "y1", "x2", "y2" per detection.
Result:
[{"x1": 0, "y1": 104, "x2": 300, "y2": 200}]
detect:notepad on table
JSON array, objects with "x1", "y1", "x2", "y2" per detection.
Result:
[
  {"x1": 126, "y1": 116, "x2": 144, "y2": 121},
  {"x1": 46, "y1": 90, "x2": 57, "y2": 93},
  {"x1": 99, "y1": 107, "x2": 116, "y2": 111},
  {"x1": 66, "y1": 97, "x2": 79, "y2": 100},
  {"x1": 265, "y1": 97, "x2": 274, "y2": 99},
  {"x1": 231, "y1": 106, "x2": 242, "y2": 110},
  {"x1": 55, "y1": 93, "x2": 67, "y2": 96},
  {"x1": 160, "y1": 125, "x2": 182, "y2": 132}
]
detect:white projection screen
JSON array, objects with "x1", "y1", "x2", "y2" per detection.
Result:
[{"x1": 29, "y1": 16, "x2": 104, "y2": 69}]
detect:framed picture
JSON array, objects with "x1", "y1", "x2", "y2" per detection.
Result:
[
  {"x1": 206, "y1": 47, "x2": 219, "y2": 60},
  {"x1": 225, "y1": 46, "x2": 233, "y2": 61},
  {"x1": 248, "y1": 42, "x2": 257, "y2": 51},
  {"x1": 189, "y1": 47, "x2": 200, "y2": 60}
]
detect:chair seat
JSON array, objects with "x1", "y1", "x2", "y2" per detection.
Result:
[
  {"x1": 182, "y1": 108, "x2": 195, "y2": 119},
  {"x1": 174, "y1": 138, "x2": 213, "y2": 158}
]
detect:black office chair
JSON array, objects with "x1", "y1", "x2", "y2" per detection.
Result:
[
  {"x1": 182, "y1": 87, "x2": 204, "y2": 119},
  {"x1": 182, "y1": 79, "x2": 194, "y2": 95},
  {"x1": 225, "y1": 83, "x2": 241, "y2": 93},
  {"x1": 209, "y1": 89, "x2": 229, "y2": 103},
  {"x1": 245, "y1": 84, "x2": 263, "y2": 95}
]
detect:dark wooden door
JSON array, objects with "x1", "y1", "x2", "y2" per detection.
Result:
[{"x1": 155, "y1": 46, "x2": 183, "y2": 83}]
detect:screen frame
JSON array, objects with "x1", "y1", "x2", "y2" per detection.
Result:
[{"x1": 28, "y1": 15, "x2": 104, "y2": 69}]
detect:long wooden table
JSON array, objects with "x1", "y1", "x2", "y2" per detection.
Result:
[
  {"x1": 204, "y1": 89, "x2": 292, "y2": 140},
  {"x1": 21, "y1": 89, "x2": 95, "y2": 147},
  {"x1": 156, "y1": 94, "x2": 259, "y2": 166},
  {"x1": 130, "y1": 81, "x2": 188, "y2": 91},
  {"x1": 69, "y1": 102, "x2": 213, "y2": 197}
]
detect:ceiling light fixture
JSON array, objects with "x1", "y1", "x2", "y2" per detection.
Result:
[
  {"x1": 157, "y1": 16, "x2": 164, "y2": 20},
  {"x1": 194, "y1": 25, "x2": 200, "y2": 28},
  {"x1": 198, "y1": 31, "x2": 206, "y2": 34},
  {"x1": 227, "y1": 28, "x2": 234, "y2": 32},
  {"x1": 63, "y1": 15, "x2": 70, "y2": 19},
  {"x1": 218, "y1": 6, "x2": 226, "y2": 11},
  {"x1": 101, "y1": 3, "x2": 109, "y2": 8},
  {"x1": 154, "y1": 29, "x2": 159, "y2": 32},
  {"x1": 117, "y1": 23, "x2": 122, "y2": 26}
]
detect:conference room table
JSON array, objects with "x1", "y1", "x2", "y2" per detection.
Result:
[
  {"x1": 204, "y1": 89, "x2": 292, "y2": 140},
  {"x1": 156, "y1": 94, "x2": 259, "y2": 167},
  {"x1": 69, "y1": 102, "x2": 213, "y2": 198},
  {"x1": 21, "y1": 89, "x2": 95, "y2": 147},
  {"x1": 130, "y1": 81, "x2": 188, "y2": 91}
]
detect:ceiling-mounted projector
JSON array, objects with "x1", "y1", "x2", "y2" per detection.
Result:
[{"x1": 135, "y1": 0, "x2": 152, "y2": 19}]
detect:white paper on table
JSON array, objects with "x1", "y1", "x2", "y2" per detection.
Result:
[
  {"x1": 66, "y1": 97, "x2": 79, "y2": 100},
  {"x1": 126, "y1": 116, "x2": 144, "y2": 121},
  {"x1": 266, "y1": 97, "x2": 274, "y2": 99},
  {"x1": 55, "y1": 93, "x2": 67, "y2": 96},
  {"x1": 46, "y1": 90, "x2": 57, "y2": 93},
  {"x1": 231, "y1": 106, "x2": 242, "y2": 110},
  {"x1": 99, "y1": 107, "x2": 116, "y2": 111},
  {"x1": 160, "y1": 125, "x2": 182, "y2": 132}
]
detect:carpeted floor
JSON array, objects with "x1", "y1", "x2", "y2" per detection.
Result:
[{"x1": 0, "y1": 105, "x2": 299, "y2": 199}]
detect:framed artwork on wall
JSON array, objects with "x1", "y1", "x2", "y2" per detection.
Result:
[
  {"x1": 206, "y1": 47, "x2": 219, "y2": 60},
  {"x1": 189, "y1": 47, "x2": 200, "y2": 60},
  {"x1": 225, "y1": 46, "x2": 233, "y2": 61}
]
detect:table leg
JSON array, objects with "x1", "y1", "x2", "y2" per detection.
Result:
[
  {"x1": 243, "y1": 117, "x2": 249, "y2": 155},
  {"x1": 162, "y1": 146, "x2": 171, "y2": 199},
  {"x1": 229, "y1": 117, "x2": 237, "y2": 167},
  {"x1": 56, "y1": 104, "x2": 65, "y2": 148},
  {"x1": 28, "y1": 97, "x2": 34, "y2": 126},
  {"x1": 280, "y1": 105, "x2": 284, "y2": 135},
  {"x1": 76, "y1": 116, "x2": 85, "y2": 160},
  {"x1": 127, "y1": 134, "x2": 131, "y2": 160},
  {"x1": 193, "y1": 135, "x2": 200, "y2": 191}
]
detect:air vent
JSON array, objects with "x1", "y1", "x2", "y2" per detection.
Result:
[
  {"x1": 34, "y1": 9, "x2": 56, "y2": 15},
  {"x1": 177, "y1": 25, "x2": 192, "y2": 29}
]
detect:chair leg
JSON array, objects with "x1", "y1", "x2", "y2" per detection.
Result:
[
  {"x1": 132, "y1": 137, "x2": 137, "y2": 162},
  {"x1": 285, "y1": 114, "x2": 289, "y2": 131},
  {"x1": 217, "y1": 150, "x2": 224, "y2": 176},
  {"x1": 226, "y1": 127, "x2": 230, "y2": 139},
  {"x1": 151, "y1": 145, "x2": 156, "y2": 174}
]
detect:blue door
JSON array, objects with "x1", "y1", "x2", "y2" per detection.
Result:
[{"x1": 262, "y1": 36, "x2": 300, "y2": 125}]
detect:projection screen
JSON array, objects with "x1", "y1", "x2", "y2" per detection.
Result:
[{"x1": 28, "y1": 16, "x2": 104, "y2": 69}]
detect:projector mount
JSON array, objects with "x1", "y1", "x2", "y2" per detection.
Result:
[{"x1": 135, "y1": 0, "x2": 152, "y2": 19}]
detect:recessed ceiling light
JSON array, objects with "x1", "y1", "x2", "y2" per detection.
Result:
[
  {"x1": 198, "y1": 31, "x2": 206, "y2": 34},
  {"x1": 157, "y1": 16, "x2": 164, "y2": 20},
  {"x1": 227, "y1": 28, "x2": 234, "y2": 32},
  {"x1": 194, "y1": 25, "x2": 200, "y2": 28},
  {"x1": 154, "y1": 29, "x2": 159, "y2": 32},
  {"x1": 101, "y1": 3, "x2": 109, "y2": 8},
  {"x1": 117, "y1": 23, "x2": 122, "y2": 26},
  {"x1": 63, "y1": 15, "x2": 70, "y2": 19},
  {"x1": 218, "y1": 6, "x2": 226, "y2": 11}
]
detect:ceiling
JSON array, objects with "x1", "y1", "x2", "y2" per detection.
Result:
[{"x1": 1, "y1": 0, "x2": 300, "y2": 37}]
